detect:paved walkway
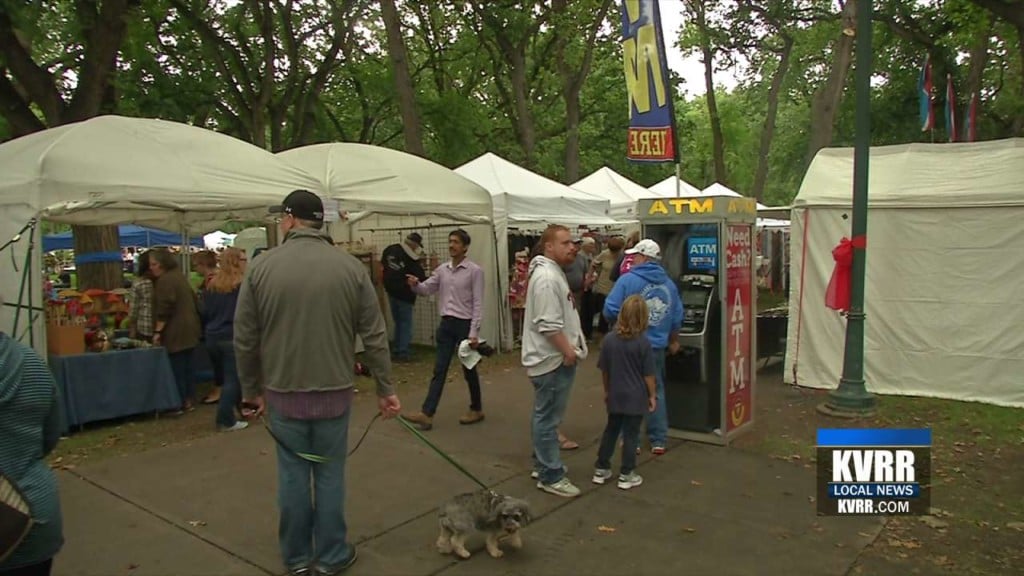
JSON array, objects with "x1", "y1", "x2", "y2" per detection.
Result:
[{"x1": 52, "y1": 355, "x2": 882, "y2": 576}]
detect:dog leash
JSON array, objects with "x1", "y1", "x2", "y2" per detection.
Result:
[
  {"x1": 259, "y1": 412, "x2": 492, "y2": 492},
  {"x1": 394, "y1": 415, "x2": 490, "y2": 491},
  {"x1": 259, "y1": 412, "x2": 380, "y2": 464}
]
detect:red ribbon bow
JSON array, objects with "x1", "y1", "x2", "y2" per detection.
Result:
[{"x1": 825, "y1": 235, "x2": 866, "y2": 312}]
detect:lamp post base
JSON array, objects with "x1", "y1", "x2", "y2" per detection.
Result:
[{"x1": 817, "y1": 378, "x2": 877, "y2": 418}]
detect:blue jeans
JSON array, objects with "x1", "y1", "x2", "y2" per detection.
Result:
[
  {"x1": 167, "y1": 348, "x2": 195, "y2": 407},
  {"x1": 422, "y1": 316, "x2": 481, "y2": 415},
  {"x1": 646, "y1": 349, "x2": 668, "y2": 446},
  {"x1": 388, "y1": 296, "x2": 414, "y2": 360},
  {"x1": 531, "y1": 364, "x2": 576, "y2": 485},
  {"x1": 206, "y1": 339, "x2": 241, "y2": 428},
  {"x1": 268, "y1": 409, "x2": 354, "y2": 572}
]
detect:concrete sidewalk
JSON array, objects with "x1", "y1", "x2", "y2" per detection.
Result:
[{"x1": 52, "y1": 355, "x2": 882, "y2": 576}]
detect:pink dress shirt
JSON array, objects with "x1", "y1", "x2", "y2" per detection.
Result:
[{"x1": 413, "y1": 258, "x2": 485, "y2": 339}]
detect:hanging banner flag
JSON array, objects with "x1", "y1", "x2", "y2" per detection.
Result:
[
  {"x1": 620, "y1": 0, "x2": 679, "y2": 163},
  {"x1": 945, "y1": 74, "x2": 957, "y2": 142},
  {"x1": 965, "y1": 92, "x2": 978, "y2": 142},
  {"x1": 918, "y1": 55, "x2": 934, "y2": 132}
]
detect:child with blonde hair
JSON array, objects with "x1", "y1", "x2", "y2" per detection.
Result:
[{"x1": 592, "y1": 294, "x2": 656, "y2": 490}]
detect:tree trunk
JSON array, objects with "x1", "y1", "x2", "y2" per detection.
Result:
[
  {"x1": 751, "y1": 35, "x2": 793, "y2": 203},
  {"x1": 71, "y1": 224, "x2": 125, "y2": 290},
  {"x1": 1015, "y1": 29, "x2": 1024, "y2": 135},
  {"x1": 381, "y1": 0, "x2": 426, "y2": 156},
  {"x1": 804, "y1": 0, "x2": 857, "y2": 169},
  {"x1": 508, "y1": 48, "x2": 537, "y2": 168},
  {"x1": 694, "y1": 0, "x2": 727, "y2": 185}
]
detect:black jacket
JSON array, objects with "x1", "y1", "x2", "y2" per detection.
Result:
[{"x1": 382, "y1": 242, "x2": 426, "y2": 303}]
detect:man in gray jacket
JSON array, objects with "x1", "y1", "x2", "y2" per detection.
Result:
[
  {"x1": 235, "y1": 189, "x2": 401, "y2": 576},
  {"x1": 521, "y1": 224, "x2": 588, "y2": 498}
]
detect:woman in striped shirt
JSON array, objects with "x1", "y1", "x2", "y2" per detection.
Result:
[{"x1": 0, "y1": 295, "x2": 64, "y2": 576}]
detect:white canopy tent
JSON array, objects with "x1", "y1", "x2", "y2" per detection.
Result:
[
  {"x1": 648, "y1": 175, "x2": 703, "y2": 197},
  {"x1": 785, "y1": 138, "x2": 1024, "y2": 408},
  {"x1": 571, "y1": 166, "x2": 651, "y2": 222},
  {"x1": 455, "y1": 153, "x2": 619, "y2": 346},
  {"x1": 0, "y1": 115, "x2": 323, "y2": 357},
  {"x1": 277, "y1": 143, "x2": 507, "y2": 350}
]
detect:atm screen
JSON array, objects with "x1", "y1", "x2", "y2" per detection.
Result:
[{"x1": 680, "y1": 287, "x2": 711, "y2": 308}]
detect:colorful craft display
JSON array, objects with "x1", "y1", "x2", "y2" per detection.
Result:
[{"x1": 46, "y1": 287, "x2": 136, "y2": 353}]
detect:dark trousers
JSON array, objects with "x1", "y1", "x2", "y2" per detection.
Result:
[
  {"x1": 0, "y1": 559, "x2": 53, "y2": 576},
  {"x1": 206, "y1": 339, "x2": 241, "y2": 427},
  {"x1": 422, "y1": 316, "x2": 481, "y2": 416},
  {"x1": 592, "y1": 293, "x2": 608, "y2": 333},
  {"x1": 595, "y1": 413, "x2": 644, "y2": 475},
  {"x1": 168, "y1": 347, "x2": 196, "y2": 406}
]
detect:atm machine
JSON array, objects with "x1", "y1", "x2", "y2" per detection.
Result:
[{"x1": 637, "y1": 195, "x2": 757, "y2": 446}]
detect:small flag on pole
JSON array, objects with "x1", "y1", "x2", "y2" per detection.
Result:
[
  {"x1": 945, "y1": 74, "x2": 957, "y2": 142},
  {"x1": 965, "y1": 92, "x2": 979, "y2": 142},
  {"x1": 918, "y1": 56, "x2": 934, "y2": 132}
]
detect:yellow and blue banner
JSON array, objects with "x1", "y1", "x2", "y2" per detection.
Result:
[{"x1": 620, "y1": 0, "x2": 678, "y2": 163}]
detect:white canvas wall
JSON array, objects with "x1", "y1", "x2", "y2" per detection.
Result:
[{"x1": 785, "y1": 187, "x2": 1024, "y2": 408}]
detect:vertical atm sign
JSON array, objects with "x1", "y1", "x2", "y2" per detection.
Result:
[
  {"x1": 725, "y1": 224, "x2": 752, "y2": 432},
  {"x1": 620, "y1": 0, "x2": 677, "y2": 163}
]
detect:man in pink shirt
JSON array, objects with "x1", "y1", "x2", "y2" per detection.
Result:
[{"x1": 402, "y1": 229, "x2": 485, "y2": 430}]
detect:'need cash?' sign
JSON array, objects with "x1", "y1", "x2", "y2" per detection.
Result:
[{"x1": 620, "y1": 0, "x2": 678, "y2": 163}]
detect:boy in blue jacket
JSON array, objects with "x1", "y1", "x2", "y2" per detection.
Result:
[{"x1": 603, "y1": 239, "x2": 684, "y2": 454}]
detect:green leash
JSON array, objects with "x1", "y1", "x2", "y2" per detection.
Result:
[
  {"x1": 394, "y1": 415, "x2": 490, "y2": 491},
  {"x1": 260, "y1": 412, "x2": 491, "y2": 491}
]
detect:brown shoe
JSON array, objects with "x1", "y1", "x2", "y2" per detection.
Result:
[
  {"x1": 458, "y1": 410, "x2": 485, "y2": 425},
  {"x1": 403, "y1": 411, "x2": 433, "y2": 430}
]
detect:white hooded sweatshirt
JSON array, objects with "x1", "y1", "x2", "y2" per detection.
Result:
[{"x1": 521, "y1": 255, "x2": 588, "y2": 377}]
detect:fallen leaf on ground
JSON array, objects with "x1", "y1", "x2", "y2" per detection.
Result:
[
  {"x1": 127, "y1": 564, "x2": 139, "y2": 570},
  {"x1": 188, "y1": 520, "x2": 207, "y2": 528},
  {"x1": 690, "y1": 480, "x2": 702, "y2": 487},
  {"x1": 858, "y1": 532, "x2": 874, "y2": 538},
  {"x1": 1007, "y1": 522, "x2": 1024, "y2": 532},
  {"x1": 682, "y1": 527, "x2": 697, "y2": 533},
  {"x1": 920, "y1": 516, "x2": 949, "y2": 529},
  {"x1": 888, "y1": 538, "x2": 921, "y2": 549},
  {"x1": 597, "y1": 525, "x2": 616, "y2": 533}
]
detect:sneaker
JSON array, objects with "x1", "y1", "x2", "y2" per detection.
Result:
[
  {"x1": 531, "y1": 464, "x2": 568, "y2": 480},
  {"x1": 288, "y1": 567, "x2": 310, "y2": 576},
  {"x1": 592, "y1": 468, "x2": 613, "y2": 485},
  {"x1": 651, "y1": 445, "x2": 666, "y2": 455},
  {"x1": 315, "y1": 546, "x2": 358, "y2": 575},
  {"x1": 220, "y1": 421, "x2": 249, "y2": 432},
  {"x1": 537, "y1": 477, "x2": 581, "y2": 498},
  {"x1": 617, "y1": 472, "x2": 643, "y2": 490}
]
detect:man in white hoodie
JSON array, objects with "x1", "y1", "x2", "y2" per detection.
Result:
[{"x1": 521, "y1": 224, "x2": 588, "y2": 498}]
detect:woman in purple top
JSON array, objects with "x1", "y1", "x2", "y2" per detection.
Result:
[{"x1": 402, "y1": 229, "x2": 485, "y2": 431}]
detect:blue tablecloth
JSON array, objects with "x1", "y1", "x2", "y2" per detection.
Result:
[{"x1": 49, "y1": 347, "x2": 183, "y2": 433}]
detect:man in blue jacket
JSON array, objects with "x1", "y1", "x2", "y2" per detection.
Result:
[{"x1": 603, "y1": 238, "x2": 683, "y2": 455}]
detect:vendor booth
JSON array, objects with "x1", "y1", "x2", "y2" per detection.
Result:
[
  {"x1": 277, "y1": 143, "x2": 507, "y2": 350},
  {"x1": 636, "y1": 194, "x2": 758, "y2": 445},
  {"x1": 786, "y1": 138, "x2": 1024, "y2": 408},
  {"x1": 0, "y1": 115, "x2": 322, "y2": 429},
  {"x1": 454, "y1": 153, "x2": 620, "y2": 346}
]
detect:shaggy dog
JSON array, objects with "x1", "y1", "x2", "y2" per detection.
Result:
[{"x1": 436, "y1": 490, "x2": 532, "y2": 559}]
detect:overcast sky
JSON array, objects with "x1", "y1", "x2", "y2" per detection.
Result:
[{"x1": 657, "y1": 0, "x2": 741, "y2": 99}]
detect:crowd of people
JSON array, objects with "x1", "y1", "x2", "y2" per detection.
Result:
[{"x1": 0, "y1": 188, "x2": 687, "y2": 576}]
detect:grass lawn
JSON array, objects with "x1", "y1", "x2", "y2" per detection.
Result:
[{"x1": 732, "y1": 364, "x2": 1024, "y2": 575}]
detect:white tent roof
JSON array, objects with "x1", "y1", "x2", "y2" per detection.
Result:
[
  {"x1": 455, "y1": 153, "x2": 616, "y2": 226},
  {"x1": 796, "y1": 138, "x2": 1024, "y2": 208},
  {"x1": 0, "y1": 115, "x2": 322, "y2": 234},
  {"x1": 648, "y1": 175, "x2": 703, "y2": 198},
  {"x1": 571, "y1": 166, "x2": 650, "y2": 221},
  {"x1": 277, "y1": 143, "x2": 492, "y2": 223}
]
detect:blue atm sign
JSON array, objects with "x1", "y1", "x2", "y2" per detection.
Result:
[{"x1": 687, "y1": 237, "x2": 717, "y2": 271}]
